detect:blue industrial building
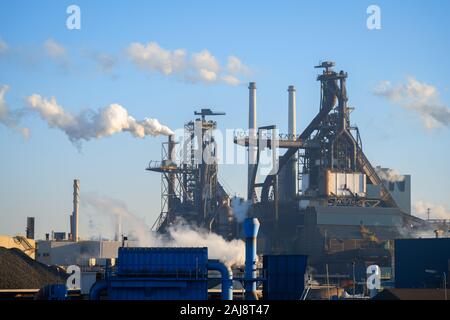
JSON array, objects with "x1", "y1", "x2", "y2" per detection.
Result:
[
  {"x1": 395, "y1": 238, "x2": 450, "y2": 289},
  {"x1": 263, "y1": 255, "x2": 308, "y2": 300}
]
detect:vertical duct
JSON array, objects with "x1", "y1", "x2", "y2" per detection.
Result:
[
  {"x1": 248, "y1": 82, "x2": 257, "y2": 202},
  {"x1": 167, "y1": 135, "x2": 176, "y2": 216},
  {"x1": 71, "y1": 179, "x2": 80, "y2": 242},
  {"x1": 244, "y1": 217, "x2": 260, "y2": 300}
]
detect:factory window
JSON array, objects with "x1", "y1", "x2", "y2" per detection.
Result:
[
  {"x1": 389, "y1": 182, "x2": 395, "y2": 191},
  {"x1": 397, "y1": 180, "x2": 406, "y2": 192}
]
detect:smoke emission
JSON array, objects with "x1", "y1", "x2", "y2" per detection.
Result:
[
  {"x1": 231, "y1": 196, "x2": 251, "y2": 223},
  {"x1": 375, "y1": 167, "x2": 405, "y2": 182},
  {"x1": 83, "y1": 194, "x2": 245, "y2": 266},
  {"x1": 127, "y1": 41, "x2": 248, "y2": 86},
  {"x1": 413, "y1": 200, "x2": 450, "y2": 220},
  {"x1": 26, "y1": 94, "x2": 173, "y2": 147},
  {"x1": 0, "y1": 84, "x2": 30, "y2": 138},
  {"x1": 373, "y1": 77, "x2": 450, "y2": 129}
]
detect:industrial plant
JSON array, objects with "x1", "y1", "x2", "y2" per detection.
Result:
[{"x1": 1, "y1": 62, "x2": 449, "y2": 301}]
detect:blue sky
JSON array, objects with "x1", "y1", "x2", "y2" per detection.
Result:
[{"x1": 0, "y1": 0, "x2": 449, "y2": 239}]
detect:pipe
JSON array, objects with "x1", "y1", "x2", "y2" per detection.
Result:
[
  {"x1": 89, "y1": 280, "x2": 108, "y2": 300},
  {"x1": 248, "y1": 82, "x2": 257, "y2": 202},
  {"x1": 71, "y1": 179, "x2": 80, "y2": 242},
  {"x1": 244, "y1": 217, "x2": 260, "y2": 300},
  {"x1": 207, "y1": 260, "x2": 233, "y2": 300}
]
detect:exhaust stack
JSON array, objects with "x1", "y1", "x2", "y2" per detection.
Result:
[
  {"x1": 248, "y1": 82, "x2": 257, "y2": 202},
  {"x1": 244, "y1": 217, "x2": 260, "y2": 300},
  {"x1": 70, "y1": 179, "x2": 80, "y2": 242},
  {"x1": 288, "y1": 85, "x2": 296, "y2": 136},
  {"x1": 288, "y1": 85, "x2": 298, "y2": 198}
]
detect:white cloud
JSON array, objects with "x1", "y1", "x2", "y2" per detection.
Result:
[
  {"x1": 44, "y1": 39, "x2": 66, "y2": 58},
  {"x1": 127, "y1": 41, "x2": 250, "y2": 86},
  {"x1": 26, "y1": 93, "x2": 173, "y2": 148},
  {"x1": 43, "y1": 39, "x2": 70, "y2": 69},
  {"x1": 0, "y1": 38, "x2": 8, "y2": 54},
  {"x1": 90, "y1": 52, "x2": 117, "y2": 74},
  {"x1": 373, "y1": 77, "x2": 450, "y2": 129},
  {"x1": 413, "y1": 201, "x2": 450, "y2": 220},
  {"x1": 127, "y1": 42, "x2": 187, "y2": 76}
]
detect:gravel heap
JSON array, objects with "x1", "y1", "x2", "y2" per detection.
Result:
[{"x1": 0, "y1": 247, "x2": 67, "y2": 289}]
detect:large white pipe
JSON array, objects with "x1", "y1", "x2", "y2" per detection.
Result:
[
  {"x1": 248, "y1": 82, "x2": 257, "y2": 202},
  {"x1": 72, "y1": 179, "x2": 80, "y2": 242}
]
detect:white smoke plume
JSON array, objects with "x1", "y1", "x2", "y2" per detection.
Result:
[
  {"x1": 26, "y1": 94, "x2": 173, "y2": 147},
  {"x1": 375, "y1": 167, "x2": 405, "y2": 182},
  {"x1": 0, "y1": 84, "x2": 30, "y2": 138},
  {"x1": 413, "y1": 201, "x2": 450, "y2": 220},
  {"x1": 373, "y1": 77, "x2": 450, "y2": 129},
  {"x1": 231, "y1": 196, "x2": 251, "y2": 223},
  {"x1": 127, "y1": 41, "x2": 249, "y2": 86},
  {"x1": 83, "y1": 194, "x2": 245, "y2": 266}
]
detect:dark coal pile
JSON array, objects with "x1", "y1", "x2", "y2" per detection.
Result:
[{"x1": 0, "y1": 247, "x2": 67, "y2": 289}]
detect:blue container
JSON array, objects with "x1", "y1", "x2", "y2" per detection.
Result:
[
  {"x1": 117, "y1": 247, "x2": 208, "y2": 276},
  {"x1": 107, "y1": 247, "x2": 208, "y2": 300},
  {"x1": 263, "y1": 255, "x2": 308, "y2": 300},
  {"x1": 395, "y1": 238, "x2": 450, "y2": 289}
]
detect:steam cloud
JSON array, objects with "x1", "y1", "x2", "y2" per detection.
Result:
[
  {"x1": 127, "y1": 41, "x2": 248, "y2": 86},
  {"x1": 413, "y1": 201, "x2": 450, "y2": 220},
  {"x1": 26, "y1": 94, "x2": 173, "y2": 147},
  {"x1": 0, "y1": 84, "x2": 30, "y2": 138},
  {"x1": 83, "y1": 194, "x2": 245, "y2": 267},
  {"x1": 375, "y1": 167, "x2": 405, "y2": 183},
  {"x1": 373, "y1": 77, "x2": 450, "y2": 129},
  {"x1": 231, "y1": 196, "x2": 251, "y2": 223}
]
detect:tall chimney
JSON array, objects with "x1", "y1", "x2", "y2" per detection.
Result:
[
  {"x1": 288, "y1": 85, "x2": 296, "y2": 137},
  {"x1": 288, "y1": 86, "x2": 298, "y2": 199},
  {"x1": 71, "y1": 179, "x2": 80, "y2": 242},
  {"x1": 248, "y1": 82, "x2": 257, "y2": 202}
]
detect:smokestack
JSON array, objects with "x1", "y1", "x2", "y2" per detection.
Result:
[
  {"x1": 248, "y1": 82, "x2": 257, "y2": 202},
  {"x1": 244, "y1": 217, "x2": 260, "y2": 300},
  {"x1": 287, "y1": 85, "x2": 298, "y2": 199},
  {"x1": 288, "y1": 86, "x2": 296, "y2": 136},
  {"x1": 26, "y1": 217, "x2": 35, "y2": 240},
  {"x1": 71, "y1": 179, "x2": 80, "y2": 242}
]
